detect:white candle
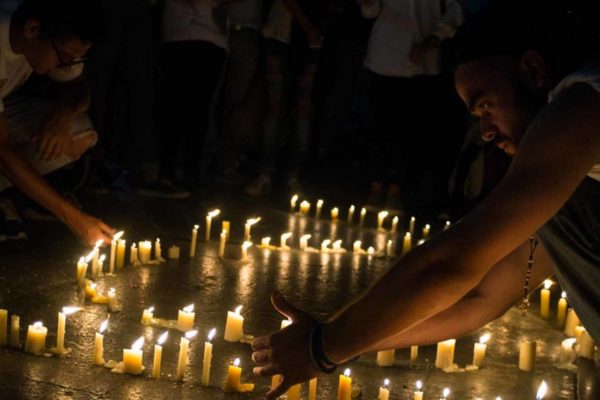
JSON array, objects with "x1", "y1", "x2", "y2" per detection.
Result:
[
  {"x1": 57, "y1": 307, "x2": 80, "y2": 354},
  {"x1": 241, "y1": 241, "x2": 252, "y2": 259},
  {"x1": 98, "y1": 255, "x2": 106, "y2": 275},
  {"x1": 332, "y1": 240, "x2": 343, "y2": 252},
  {"x1": 414, "y1": 381, "x2": 423, "y2": 400},
  {"x1": 422, "y1": 224, "x2": 430, "y2": 240},
  {"x1": 93, "y1": 319, "x2": 108, "y2": 366},
  {"x1": 76, "y1": 256, "x2": 86, "y2": 285},
  {"x1": 540, "y1": 280, "x2": 552, "y2": 319},
  {"x1": 261, "y1": 237, "x2": 271, "y2": 247},
  {"x1": 338, "y1": 368, "x2": 352, "y2": 400},
  {"x1": 155, "y1": 238, "x2": 162, "y2": 260},
  {"x1": 519, "y1": 340, "x2": 536, "y2": 371},
  {"x1": 177, "y1": 304, "x2": 195, "y2": 332},
  {"x1": 537, "y1": 381, "x2": 547, "y2": 399},
  {"x1": 206, "y1": 209, "x2": 221, "y2": 241},
  {"x1": 224, "y1": 305, "x2": 244, "y2": 342},
  {"x1": 24, "y1": 321, "x2": 47, "y2": 354},
  {"x1": 153, "y1": 331, "x2": 168, "y2": 379},
  {"x1": 219, "y1": 230, "x2": 226, "y2": 258},
  {"x1": 91, "y1": 239, "x2": 103, "y2": 279},
  {"x1": 331, "y1": 207, "x2": 340, "y2": 221},
  {"x1": 347, "y1": 205, "x2": 355, "y2": 223},
  {"x1": 321, "y1": 239, "x2": 331, "y2": 253},
  {"x1": 402, "y1": 232, "x2": 412, "y2": 255},
  {"x1": 202, "y1": 328, "x2": 216, "y2": 387},
  {"x1": 579, "y1": 331, "x2": 596, "y2": 359},
  {"x1": 409, "y1": 216, "x2": 416, "y2": 236},
  {"x1": 244, "y1": 217, "x2": 261, "y2": 241},
  {"x1": 300, "y1": 234, "x2": 311, "y2": 250},
  {"x1": 472, "y1": 334, "x2": 490, "y2": 367},
  {"x1": 0, "y1": 309, "x2": 6, "y2": 347},
  {"x1": 316, "y1": 200, "x2": 324, "y2": 219},
  {"x1": 309, "y1": 378, "x2": 318, "y2": 400},
  {"x1": 222, "y1": 221, "x2": 231, "y2": 241},
  {"x1": 377, "y1": 349, "x2": 395, "y2": 366},
  {"x1": 379, "y1": 379, "x2": 390, "y2": 400},
  {"x1": 110, "y1": 231, "x2": 124, "y2": 273},
  {"x1": 560, "y1": 338, "x2": 576, "y2": 363},
  {"x1": 353, "y1": 241, "x2": 362, "y2": 253},
  {"x1": 138, "y1": 241, "x2": 152, "y2": 263},
  {"x1": 564, "y1": 308, "x2": 580, "y2": 337},
  {"x1": 168, "y1": 245, "x2": 180, "y2": 259},
  {"x1": 436, "y1": 339, "x2": 456, "y2": 369},
  {"x1": 300, "y1": 201, "x2": 311, "y2": 215},
  {"x1": 225, "y1": 358, "x2": 242, "y2": 392},
  {"x1": 141, "y1": 306, "x2": 154, "y2": 323},
  {"x1": 290, "y1": 194, "x2": 298, "y2": 213},
  {"x1": 190, "y1": 225, "x2": 199, "y2": 257},
  {"x1": 359, "y1": 208, "x2": 366, "y2": 227},
  {"x1": 575, "y1": 326, "x2": 586, "y2": 343},
  {"x1": 556, "y1": 292, "x2": 568, "y2": 329},
  {"x1": 411, "y1": 346, "x2": 419, "y2": 366},
  {"x1": 130, "y1": 243, "x2": 138, "y2": 264},
  {"x1": 123, "y1": 336, "x2": 144, "y2": 375},
  {"x1": 176, "y1": 330, "x2": 197, "y2": 381},
  {"x1": 444, "y1": 221, "x2": 451, "y2": 231},
  {"x1": 391, "y1": 216, "x2": 399, "y2": 233},
  {"x1": 10, "y1": 315, "x2": 19, "y2": 348},
  {"x1": 280, "y1": 232, "x2": 292, "y2": 249},
  {"x1": 107, "y1": 288, "x2": 117, "y2": 312},
  {"x1": 377, "y1": 211, "x2": 389, "y2": 230},
  {"x1": 367, "y1": 246, "x2": 375, "y2": 255},
  {"x1": 116, "y1": 239, "x2": 126, "y2": 269},
  {"x1": 386, "y1": 240, "x2": 394, "y2": 257}
]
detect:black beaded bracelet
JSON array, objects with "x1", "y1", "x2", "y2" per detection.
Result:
[{"x1": 309, "y1": 324, "x2": 338, "y2": 374}]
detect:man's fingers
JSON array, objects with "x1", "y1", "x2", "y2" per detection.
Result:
[
  {"x1": 50, "y1": 140, "x2": 64, "y2": 161},
  {"x1": 252, "y1": 350, "x2": 272, "y2": 364},
  {"x1": 37, "y1": 135, "x2": 48, "y2": 155},
  {"x1": 271, "y1": 291, "x2": 310, "y2": 323},
  {"x1": 42, "y1": 139, "x2": 57, "y2": 161},
  {"x1": 252, "y1": 334, "x2": 272, "y2": 351},
  {"x1": 252, "y1": 363, "x2": 280, "y2": 378},
  {"x1": 100, "y1": 221, "x2": 116, "y2": 236},
  {"x1": 266, "y1": 379, "x2": 292, "y2": 400}
]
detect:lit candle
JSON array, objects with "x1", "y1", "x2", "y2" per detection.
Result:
[
  {"x1": 138, "y1": 240, "x2": 152, "y2": 264},
  {"x1": 359, "y1": 208, "x2": 366, "y2": 227},
  {"x1": 244, "y1": 217, "x2": 261, "y2": 242},
  {"x1": 411, "y1": 346, "x2": 418, "y2": 366},
  {"x1": 321, "y1": 239, "x2": 331, "y2": 253},
  {"x1": 202, "y1": 328, "x2": 216, "y2": 387},
  {"x1": 409, "y1": 216, "x2": 415, "y2": 236},
  {"x1": 444, "y1": 221, "x2": 451, "y2": 231},
  {"x1": 290, "y1": 194, "x2": 298, "y2": 213},
  {"x1": 367, "y1": 246, "x2": 375, "y2": 255},
  {"x1": 280, "y1": 232, "x2": 292, "y2": 249},
  {"x1": 436, "y1": 339, "x2": 456, "y2": 369},
  {"x1": 540, "y1": 280, "x2": 552, "y2": 319},
  {"x1": 537, "y1": 381, "x2": 547, "y2": 399},
  {"x1": 224, "y1": 305, "x2": 244, "y2": 342},
  {"x1": 377, "y1": 211, "x2": 389, "y2": 231},
  {"x1": 579, "y1": 331, "x2": 596, "y2": 359},
  {"x1": 300, "y1": 234, "x2": 312, "y2": 250},
  {"x1": 98, "y1": 255, "x2": 106, "y2": 275},
  {"x1": 190, "y1": 225, "x2": 199, "y2": 257},
  {"x1": 575, "y1": 326, "x2": 586, "y2": 343},
  {"x1": 85, "y1": 283, "x2": 98, "y2": 302},
  {"x1": 347, "y1": 205, "x2": 355, "y2": 223},
  {"x1": 261, "y1": 237, "x2": 271, "y2": 247},
  {"x1": 110, "y1": 231, "x2": 124, "y2": 273},
  {"x1": 386, "y1": 240, "x2": 394, "y2": 257},
  {"x1": 141, "y1": 306, "x2": 154, "y2": 323},
  {"x1": 219, "y1": 230, "x2": 226, "y2": 258},
  {"x1": 222, "y1": 221, "x2": 231, "y2": 241},
  {"x1": 402, "y1": 232, "x2": 412, "y2": 255},
  {"x1": 168, "y1": 245, "x2": 180, "y2": 259},
  {"x1": 560, "y1": 338, "x2": 576, "y2": 363},
  {"x1": 309, "y1": 378, "x2": 318, "y2": 400},
  {"x1": 91, "y1": 239, "x2": 103, "y2": 279},
  {"x1": 472, "y1": 334, "x2": 490, "y2": 367},
  {"x1": 0, "y1": 309, "x2": 6, "y2": 347},
  {"x1": 56, "y1": 307, "x2": 80, "y2": 354},
  {"x1": 300, "y1": 201, "x2": 311, "y2": 215},
  {"x1": 414, "y1": 381, "x2": 423, "y2": 400},
  {"x1": 153, "y1": 331, "x2": 168, "y2": 379},
  {"x1": 338, "y1": 368, "x2": 352, "y2": 400},
  {"x1": 564, "y1": 308, "x2": 580, "y2": 337},
  {"x1": 130, "y1": 243, "x2": 138, "y2": 264},
  {"x1": 422, "y1": 224, "x2": 430, "y2": 240},
  {"x1": 93, "y1": 319, "x2": 108, "y2": 366},
  {"x1": 377, "y1": 349, "x2": 395, "y2": 367},
  {"x1": 556, "y1": 292, "x2": 568, "y2": 329},
  {"x1": 10, "y1": 315, "x2": 19, "y2": 348},
  {"x1": 176, "y1": 330, "x2": 197, "y2": 381},
  {"x1": 177, "y1": 304, "x2": 195, "y2": 332},
  {"x1": 441, "y1": 388, "x2": 450, "y2": 400},
  {"x1": 519, "y1": 340, "x2": 536, "y2": 372},
  {"x1": 331, "y1": 207, "x2": 340, "y2": 221},
  {"x1": 242, "y1": 241, "x2": 252, "y2": 259},
  {"x1": 391, "y1": 216, "x2": 399, "y2": 233},
  {"x1": 155, "y1": 238, "x2": 163, "y2": 260},
  {"x1": 107, "y1": 288, "x2": 117, "y2": 312},
  {"x1": 77, "y1": 255, "x2": 90, "y2": 288},
  {"x1": 24, "y1": 321, "x2": 47, "y2": 354},
  {"x1": 116, "y1": 239, "x2": 126, "y2": 269},
  {"x1": 206, "y1": 209, "x2": 221, "y2": 241},
  {"x1": 332, "y1": 240, "x2": 343, "y2": 253},
  {"x1": 353, "y1": 240, "x2": 362, "y2": 254},
  {"x1": 225, "y1": 358, "x2": 242, "y2": 392},
  {"x1": 316, "y1": 200, "x2": 324, "y2": 219},
  {"x1": 379, "y1": 379, "x2": 390, "y2": 400},
  {"x1": 123, "y1": 336, "x2": 144, "y2": 375}
]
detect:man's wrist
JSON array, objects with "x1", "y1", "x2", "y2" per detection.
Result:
[
  {"x1": 322, "y1": 321, "x2": 352, "y2": 364},
  {"x1": 57, "y1": 201, "x2": 80, "y2": 224}
]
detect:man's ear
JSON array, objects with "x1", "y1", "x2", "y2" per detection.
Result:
[
  {"x1": 520, "y1": 50, "x2": 547, "y2": 89},
  {"x1": 23, "y1": 18, "x2": 42, "y2": 40}
]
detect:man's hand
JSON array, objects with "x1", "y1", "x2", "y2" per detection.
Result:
[
  {"x1": 31, "y1": 108, "x2": 76, "y2": 162},
  {"x1": 252, "y1": 291, "x2": 321, "y2": 399},
  {"x1": 64, "y1": 208, "x2": 115, "y2": 246}
]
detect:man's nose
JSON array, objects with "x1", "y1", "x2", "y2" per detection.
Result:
[{"x1": 480, "y1": 117, "x2": 498, "y2": 142}]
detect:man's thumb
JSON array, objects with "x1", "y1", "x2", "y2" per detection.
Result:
[{"x1": 271, "y1": 291, "x2": 309, "y2": 323}]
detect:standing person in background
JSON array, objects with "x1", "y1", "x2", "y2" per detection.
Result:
[
  {"x1": 363, "y1": 0, "x2": 464, "y2": 214},
  {"x1": 245, "y1": 0, "x2": 329, "y2": 196}
]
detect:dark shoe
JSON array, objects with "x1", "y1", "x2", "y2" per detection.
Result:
[
  {"x1": 0, "y1": 197, "x2": 27, "y2": 240},
  {"x1": 135, "y1": 178, "x2": 191, "y2": 200}
]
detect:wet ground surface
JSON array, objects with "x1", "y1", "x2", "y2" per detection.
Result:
[{"x1": 0, "y1": 186, "x2": 598, "y2": 399}]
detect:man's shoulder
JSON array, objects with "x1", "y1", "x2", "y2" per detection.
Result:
[{"x1": 549, "y1": 63, "x2": 600, "y2": 103}]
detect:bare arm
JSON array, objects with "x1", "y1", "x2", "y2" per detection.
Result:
[
  {"x1": 282, "y1": 0, "x2": 321, "y2": 47},
  {"x1": 371, "y1": 240, "x2": 554, "y2": 351}
]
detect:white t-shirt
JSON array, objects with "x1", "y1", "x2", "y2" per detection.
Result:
[
  {"x1": 548, "y1": 66, "x2": 600, "y2": 182},
  {"x1": 0, "y1": 18, "x2": 83, "y2": 113},
  {"x1": 161, "y1": 0, "x2": 228, "y2": 50}
]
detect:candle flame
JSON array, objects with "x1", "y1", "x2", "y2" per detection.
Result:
[
  {"x1": 446, "y1": 221, "x2": 451, "y2": 226},
  {"x1": 317, "y1": 200, "x2": 324, "y2": 206},
  {"x1": 354, "y1": 240, "x2": 361, "y2": 247},
  {"x1": 90, "y1": 283, "x2": 97, "y2": 290},
  {"x1": 387, "y1": 240, "x2": 392, "y2": 245},
  {"x1": 99, "y1": 319, "x2": 108, "y2": 333},
  {"x1": 350, "y1": 205, "x2": 355, "y2": 211},
  {"x1": 95, "y1": 239, "x2": 104, "y2": 248},
  {"x1": 85, "y1": 250, "x2": 95, "y2": 262},
  {"x1": 332, "y1": 207, "x2": 339, "y2": 212},
  {"x1": 79, "y1": 257, "x2": 85, "y2": 263},
  {"x1": 425, "y1": 224, "x2": 431, "y2": 229},
  {"x1": 301, "y1": 234, "x2": 312, "y2": 240},
  {"x1": 418, "y1": 239, "x2": 425, "y2": 245},
  {"x1": 157, "y1": 238, "x2": 160, "y2": 244},
  {"x1": 416, "y1": 381, "x2": 422, "y2": 390},
  {"x1": 183, "y1": 304, "x2": 194, "y2": 313},
  {"x1": 132, "y1": 244, "x2": 137, "y2": 249},
  {"x1": 393, "y1": 216, "x2": 398, "y2": 222},
  {"x1": 132, "y1": 336, "x2": 144, "y2": 350},
  {"x1": 281, "y1": 232, "x2": 292, "y2": 240},
  {"x1": 158, "y1": 331, "x2": 168, "y2": 345},
  {"x1": 361, "y1": 207, "x2": 366, "y2": 214},
  {"x1": 334, "y1": 240, "x2": 342, "y2": 246},
  {"x1": 148, "y1": 306, "x2": 155, "y2": 313},
  {"x1": 113, "y1": 231, "x2": 124, "y2": 241},
  {"x1": 405, "y1": 232, "x2": 411, "y2": 239},
  {"x1": 34, "y1": 321, "x2": 43, "y2": 327},
  {"x1": 383, "y1": 379, "x2": 389, "y2": 386},
  {"x1": 233, "y1": 358, "x2": 240, "y2": 367},
  {"x1": 344, "y1": 368, "x2": 351, "y2": 377},
  {"x1": 208, "y1": 328, "x2": 216, "y2": 342},
  {"x1": 246, "y1": 217, "x2": 262, "y2": 226},
  {"x1": 291, "y1": 195, "x2": 298, "y2": 203},
  {"x1": 235, "y1": 305, "x2": 243, "y2": 315},
  {"x1": 562, "y1": 291, "x2": 567, "y2": 299},
  {"x1": 367, "y1": 247, "x2": 375, "y2": 255},
  {"x1": 443, "y1": 388, "x2": 450, "y2": 398},
  {"x1": 194, "y1": 225, "x2": 199, "y2": 230},
  {"x1": 544, "y1": 280, "x2": 553, "y2": 290},
  {"x1": 208, "y1": 210, "x2": 221, "y2": 218},
  {"x1": 496, "y1": 397, "x2": 502, "y2": 400},
  {"x1": 301, "y1": 201, "x2": 310, "y2": 206},
  {"x1": 109, "y1": 288, "x2": 115, "y2": 294},
  {"x1": 378, "y1": 211, "x2": 389, "y2": 219},
  {"x1": 185, "y1": 330, "x2": 198, "y2": 339},
  {"x1": 62, "y1": 307, "x2": 81, "y2": 315},
  {"x1": 536, "y1": 381, "x2": 547, "y2": 399},
  {"x1": 322, "y1": 239, "x2": 331, "y2": 246},
  {"x1": 99, "y1": 254, "x2": 106, "y2": 262},
  {"x1": 480, "y1": 334, "x2": 490, "y2": 344},
  {"x1": 243, "y1": 241, "x2": 253, "y2": 249}
]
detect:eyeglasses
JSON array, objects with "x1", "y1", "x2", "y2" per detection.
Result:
[{"x1": 49, "y1": 37, "x2": 87, "y2": 68}]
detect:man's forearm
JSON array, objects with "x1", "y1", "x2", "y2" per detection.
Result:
[{"x1": 58, "y1": 79, "x2": 90, "y2": 115}]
